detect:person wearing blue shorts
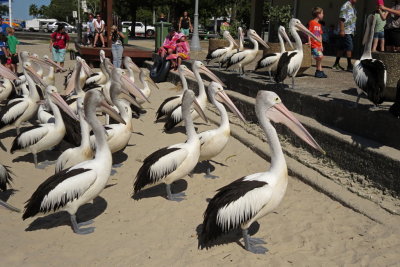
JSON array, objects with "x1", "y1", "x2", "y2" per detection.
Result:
[
  {"x1": 50, "y1": 24, "x2": 69, "y2": 71},
  {"x1": 373, "y1": 8, "x2": 388, "y2": 52}
]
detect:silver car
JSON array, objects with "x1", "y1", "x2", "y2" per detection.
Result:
[{"x1": 46, "y1": 21, "x2": 76, "y2": 33}]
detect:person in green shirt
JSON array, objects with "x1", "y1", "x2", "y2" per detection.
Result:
[
  {"x1": 373, "y1": 8, "x2": 388, "y2": 52},
  {"x1": 6, "y1": 27, "x2": 19, "y2": 73}
]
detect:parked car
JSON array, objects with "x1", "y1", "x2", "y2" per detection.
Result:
[
  {"x1": 46, "y1": 21, "x2": 76, "y2": 33},
  {"x1": 121, "y1": 21, "x2": 155, "y2": 37}
]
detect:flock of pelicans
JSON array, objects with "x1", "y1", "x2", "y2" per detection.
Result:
[
  {"x1": 0, "y1": 16, "x2": 389, "y2": 255},
  {"x1": 208, "y1": 16, "x2": 391, "y2": 108}
]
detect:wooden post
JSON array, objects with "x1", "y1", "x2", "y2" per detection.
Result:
[
  {"x1": 106, "y1": 0, "x2": 112, "y2": 48},
  {"x1": 250, "y1": 0, "x2": 264, "y2": 35}
]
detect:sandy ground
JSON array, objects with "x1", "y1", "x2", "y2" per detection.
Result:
[{"x1": 1, "y1": 41, "x2": 400, "y2": 266}]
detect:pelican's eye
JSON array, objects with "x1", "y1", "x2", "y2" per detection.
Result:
[{"x1": 275, "y1": 97, "x2": 280, "y2": 102}]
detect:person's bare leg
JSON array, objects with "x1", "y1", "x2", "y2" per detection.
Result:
[
  {"x1": 372, "y1": 39, "x2": 378, "y2": 52},
  {"x1": 380, "y1": 40, "x2": 385, "y2": 52},
  {"x1": 100, "y1": 34, "x2": 105, "y2": 47},
  {"x1": 93, "y1": 33, "x2": 98, "y2": 47},
  {"x1": 316, "y1": 58, "x2": 322, "y2": 71}
]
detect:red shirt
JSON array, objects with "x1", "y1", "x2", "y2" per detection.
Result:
[
  {"x1": 308, "y1": 20, "x2": 323, "y2": 49},
  {"x1": 51, "y1": 32, "x2": 70, "y2": 49}
]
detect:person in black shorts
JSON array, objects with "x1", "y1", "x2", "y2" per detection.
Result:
[
  {"x1": 0, "y1": 33, "x2": 10, "y2": 67},
  {"x1": 178, "y1": 11, "x2": 192, "y2": 37},
  {"x1": 380, "y1": 1, "x2": 400, "y2": 52}
]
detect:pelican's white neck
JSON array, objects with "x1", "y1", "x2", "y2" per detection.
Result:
[{"x1": 290, "y1": 25, "x2": 303, "y2": 51}]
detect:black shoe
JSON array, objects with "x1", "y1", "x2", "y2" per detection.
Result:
[
  {"x1": 315, "y1": 71, "x2": 325, "y2": 78},
  {"x1": 320, "y1": 71, "x2": 328, "y2": 78},
  {"x1": 332, "y1": 64, "x2": 344, "y2": 71},
  {"x1": 347, "y1": 65, "x2": 353, "y2": 72}
]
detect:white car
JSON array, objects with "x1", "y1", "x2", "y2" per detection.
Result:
[
  {"x1": 121, "y1": 21, "x2": 155, "y2": 37},
  {"x1": 46, "y1": 21, "x2": 76, "y2": 33}
]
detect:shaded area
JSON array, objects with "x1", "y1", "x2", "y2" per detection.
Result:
[{"x1": 132, "y1": 179, "x2": 188, "y2": 200}]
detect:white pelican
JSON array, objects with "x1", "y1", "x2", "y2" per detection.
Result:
[
  {"x1": 255, "y1": 26, "x2": 293, "y2": 80},
  {"x1": 55, "y1": 98, "x2": 93, "y2": 173},
  {"x1": 206, "y1": 31, "x2": 238, "y2": 69},
  {"x1": 89, "y1": 68, "x2": 138, "y2": 154},
  {"x1": 0, "y1": 79, "x2": 15, "y2": 102},
  {"x1": 64, "y1": 57, "x2": 92, "y2": 95},
  {"x1": 227, "y1": 29, "x2": 270, "y2": 76},
  {"x1": 0, "y1": 63, "x2": 18, "y2": 81},
  {"x1": 85, "y1": 50, "x2": 109, "y2": 86},
  {"x1": 123, "y1": 56, "x2": 141, "y2": 83},
  {"x1": 198, "y1": 82, "x2": 246, "y2": 178},
  {"x1": 0, "y1": 62, "x2": 44, "y2": 134},
  {"x1": 41, "y1": 55, "x2": 63, "y2": 86},
  {"x1": 221, "y1": 27, "x2": 245, "y2": 68},
  {"x1": 10, "y1": 86, "x2": 79, "y2": 168},
  {"x1": 0, "y1": 164, "x2": 20, "y2": 212},
  {"x1": 200, "y1": 91, "x2": 324, "y2": 253},
  {"x1": 274, "y1": 19, "x2": 320, "y2": 88},
  {"x1": 163, "y1": 61, "x2": 224, "y2": 131},
  {"x1": 22, "y1": 89, "x2": 125, "y2": 234},
  {"x1": 134, "y1": 90, "x2": 207, "y2": 201},
  {"x1": 136, "y1": 68, "x2": 159, "y2": 104},
  {"x1": 353, "y1": 14, "x2": 386, "y2": 106},
  {"x1": 155, "y1": 65, "x2": 195, "y2": 121}
]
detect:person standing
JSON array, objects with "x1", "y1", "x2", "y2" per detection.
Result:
[
  {"x1": 158, "y1": 13, "x2": 167, "y2": 23},
  {"x1": 50, "y1": 24, "x2": 69, "y2": 71},
  {"x1": 0, "y1": 18, "x2": 8, "y2": 35},
  {"x1": 178, "y1": 11, "x2": 192, "y2": 37},
  {"x1": 93, "y1": 14, "x2": 106, "y2": 48},
  {"x1": 109, "y1": 25, "x2": 125, "y2": 68},
  {"x1": 84, "y1": 13, "x2": 95, "y2": 46},
  {"x1": 308, "y1": 7, "x2": 327, "y2": 78},
  {"x1": 380, "y1": 1, "x2": 400, "y2": 52},
  {"x1": 0, "y1": 33, "x2": 11, "y2": 70},
  {"x1": 6, "y1": 27, "x2": 19, "y2": 73},
  {"x1": 372, "y1": 7, "x2": 388, "y2": 52},
  {"x1": 333, "y1": 0, "x2": 357, "y2": 72}
]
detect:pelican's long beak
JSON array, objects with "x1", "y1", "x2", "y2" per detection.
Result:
[
  {"x1": 26, "y1": 66, "x2": 47, "y2": 87},
  {"x1": 199, "y1": 66, "x2": 226, "y2": 87},
  {"x1": 281, "y1": 29, "x2": 294, "y2": 49},
  {"x1": 215, "y1": 90, "x2": 246, "y2": 123},
  {"x1": 0, "y1": 64, "x2": 18, "y2": 80},
  {"x1": 44, "y1": 57, "x2": 63, "y2": 71},
  {"x1": 296, "y1": 23, "x2": 321, "y2": 43},
  {"x1": 193, "y1": 98, "x2": 208, "y2": 123},
  {"x1": 64, "y1": 68, "x2": 77, "y2": 95},
  {"x1": 120, "y1": 86, "x2": 143, "y2": 108},
  {"x1": 147, "y1": 77, "x2": 160, "y2": 90},
  {"x1": 100, "y1": 99, "x2": 126, "y2": 125},
  {"x1": 226, "y1": 33, "x2": 239, "y2": 48},
  {"x1": 121, "y1": 75, "x2": 150, "y2": 103},
  {"x1": 252, "y1": 32, "x2": 270, "y2": 49},
  {"x1": 51, "y1": 92, "x2": 79, "y2": 121},
  {"x1": 266, "y1": 103, "x2": 324, "y2": 153},
  {"x1": 129, "y1": 62, "x2": 141, "y2": 73},
  {"x1": 81, "y1": 59, "x2": 94, "y2": 75},
  {"x1": 183, "y1": 68, "x2": 196, "y2": 80}
]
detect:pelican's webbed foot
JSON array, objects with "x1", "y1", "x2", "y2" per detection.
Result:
[
  {"x1": 71, "y1": 215, "x2": 95, "y2": 235},
  {"x1": 242, "y1": 229, "x2": 268, "y2": 254},
  {"x1": 166, "y1": 184, "x2": 186, "y2": 202}
]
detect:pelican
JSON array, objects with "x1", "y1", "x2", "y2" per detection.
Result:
[
  {"x1": 200, "y1": 91, "x2": 324, "y2": 253},
  {"x1": 255, "y1": 26, "x2": 293, "y2": 80},
  {"x1": 353, "y1": 14, "x2": 386, "y2": 106},
  {"x1": 136, "y1": 68, "x2": 159, "y2": 104},
  {"x1": 0, "y1": 63, "x2": 18, "y2": 81},
  {"x1": 198, "y1": 82, "x2": 246, "y2": 178},
  {"x1": 64, "y1": 57, "x2": 92, "y2": 95},
  {"x1": 155, "y1": 65, "x2": 195, "y2": 121},
  {"x1": 55, "y1": 98, "x2": 93, "y2": 173},
  {"x1": 0, "y1": 62, "x2": 44, "y2": 135},
  {"x1": 134, "y1": 90, "x2": 207, "y2": 201},
  {"x1": 227, "y1": 29, "x2": 270, "y2": 76},
  {"x1": 274, "y1": 19, "x2": 321, "y2": 88},
  {"x1": 89, "y1": 68, "x2": 138, "y2": 154},
  {"x1": 10, "y1": 86, "x2": 79, "y2": 168},
  {"x1": 0, "y1": 164, "x2": 20, "y2": 212},
  {"x1": 22, "y1": 89, "x2": 125, "y2": 235},
  {"x1": 163, "y1": 61, "x2": 225, "y2": 131},
  {"x1": 206, "y1": 31, "x2": 238, "y2": 69},
  {"x1": 41, "y1": 55, "x2": 63, "y2": 86},
  {"x1": 85, "y1": 50, "x2": 109, "y2": 85},
  {"x1": 123, "y1": 56, "x2": 141, "y2": 83},
  {"x1": 0, "y1": 79, "x2": 15, "y2": 102},
  {"x1": 221, "y1": 27, "x2": 245, "y2": 68}
]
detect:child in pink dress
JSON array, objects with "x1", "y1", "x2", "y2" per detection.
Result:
[
  {"x1": 166, "y1": 33, "x2": 190, "y2": 69},
  {"x1": 158, "y1": 28, "x2": 179, "y2": 58}
]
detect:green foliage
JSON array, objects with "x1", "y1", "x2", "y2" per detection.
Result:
[
  {"x1": 264, "y1": 2, "x2": 292, "y2": 29},
  {"x1": 29, "y1": 4, "x2": 48, "y2": 18},
  {"x1": 0, "y1": 4, "x2": 8, "y2": 16}
]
